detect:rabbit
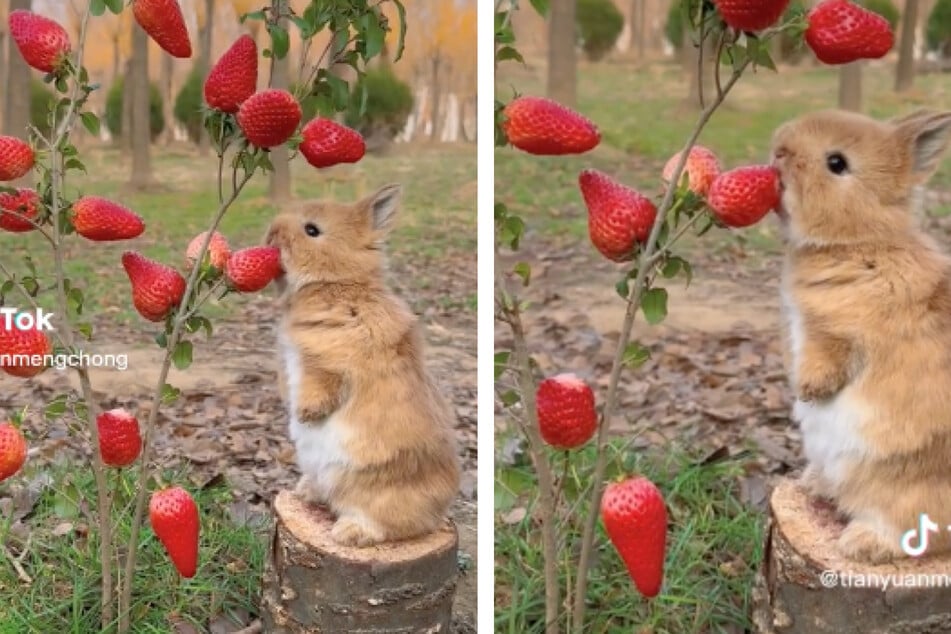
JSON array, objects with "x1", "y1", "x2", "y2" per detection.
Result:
[
  {"x1": 771, "y1": 108, "x2": 951, "y2": 564},
  {"x1": 265, "y1": 183, "x2": 461, "y2": 547}
]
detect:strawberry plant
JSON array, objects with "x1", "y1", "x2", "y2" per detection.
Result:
[
  {"x1": 495, "y1": 0, "x2": 894, "y2": 631},
  {"x1": 0, "y1": 0, "x2": 404, "y2": 631}
]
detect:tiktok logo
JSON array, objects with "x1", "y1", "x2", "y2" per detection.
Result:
[{"x1": 901, "y1": 513, "x2": 940, "y2": 557}]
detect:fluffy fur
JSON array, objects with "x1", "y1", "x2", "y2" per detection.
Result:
[
  {"x1": 266, "y1": 184, "x2": 460, "y2": 547},
  {"x1": 772, "y1": 109, "x2": 951, "y2": 563}
]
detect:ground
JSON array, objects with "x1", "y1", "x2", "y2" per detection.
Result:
[
  {"x1": 0, "y1": 143, "x2": 477, "y2": 631},
  {"x1": 495, "y1": 56, "x2": 951, "y2": 632}
]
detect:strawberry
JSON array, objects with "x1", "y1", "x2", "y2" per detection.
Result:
[
  {"x1": 601, "y1": 476, "x2": 668, "y2": 598},
  {"x1": 186, "y1": 231, "x2": 231, "y2": 270},
  {"x1": 121, "y1": 251, "x2": 187, "y2": 322},
  {"x1": 72, "y1": 196, "x2": 145, "y2": 241},
  {"x1": 707, "y1": 165, "x2": 781, "y2": 228},
  {"x1": 662, "y1": 145, "x2": 722, "y2": 197},
  {"x1": 579, "y1": 169, "x2": 657, "y2": 262},
  {"x1": 96, "y1": 409, "x2": 142, "y2": 468},
  {"x1": 149, "y1": 487, "x2": 200, "y2": 578},
  {"x1": 132, "y1": 0, "x2": 192, "y2": 58},
  {"x1": 805, "y1": 0, "x2": 894, "y2": 65},
  {"x1": 236, "y1": 89, "x2": 302, "y2": 148},
  {"x1": 535, "y1": 373, "x2": 597, "y2": 449},
  {"x1": 0, "y1": 136, "x2": 35, "y2": 181},
  {"x1": 204, "y1": 35, "x2": 258, "y2": 114},
  {"x1": 502, "y1": 96, "x2": 601, "y2": 155},
  {"x1": 0, "y1": 188, "x2": 40, "y2": 233},
  {"x1": 9, "y1": 10, "x2": 71, "y2": 73},
  {"x1": 713, "y1": 0, "x2": 791, "y2": 32},
  {"x1": 0, "y1": 423, "x2": 27, "y2": 482},
  {"x1": 0, "y1": 318, "x2": 51, "y2": 378},
  {"x1": 299, "y1": 118, "x2": 366, "y2": 168},
  {"x1": 225, "y1": 246, "x2": 282, "y2": 292}
]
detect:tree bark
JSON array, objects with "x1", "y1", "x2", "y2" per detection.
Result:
[
  {"x1": 547, "y1": 0, "x2": 576, "y2": 108},
  {"x1": 838, "y1": 62, "x2": 863, "y2": 112},
  {"x1": 4, "y1": 0, "x2": 31, "y2": 145},
  {"x1": 429, "y1": 54, "x2": 442, "y2": 140},
  {"x1": 752, "y1": 478, "x2": 951, "y2": 633},
  {"x1": 161, "y1": 53, "x2": 174, "y2": 146},
  {"x1": 261, "y1": 491, "x2": 459, "y2": 633},
  {"x1": 268, "y1": 0, "x2": 291, "y2": 203},
  {"x1": 128, "y1": 20, "x2": 153, "y2": 189},
  {"x1": 895, "y1": 0, "x2": 920, "y2": 92},
  {"x1": 121, "y1": 57, "x2": 133, "y2": 150}
]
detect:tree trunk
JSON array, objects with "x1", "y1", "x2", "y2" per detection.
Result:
[
  {"x1": 838, "y1": 62, "x2": 863, "y2": 112},
  {"x1": 268, "y1": 0, "x2": 291, "y2": 203},
  {"x1": 112, "y1": 35, "x2": 120, "y2": 84},
  {"x1": 752, "y1": 478, "x2": 951, "y2": 633},
  {"x1": 121, "y1": 57, "x2": 133, "y2": 150},
  {"x1": 895, "y1": 0, "x2": 920, "y2": 92},
  {"x1": 4, "y1": 0, "x2": 31, "y2": 145},
  {"x1": 198, "y1": 0, "x2": 214, "y2": 156},
  {"x1": 261, "y1": 491, "x2": 459, "y2": 633},
  {"x1": 547, "y1": 0, "x2": 576, "y2": 108},
  {"x1": 128, "y1": 21, "x2": 153, "y2": 189},
  {"x1": 636, "y1": 0, "x2": 647, "y2": 59},
  {"x1": 429, "y1": 55, "x2": 441, "y2": 140},
  {"x1": 162, "y1": 53, "x2": 174, "y2": 146}
]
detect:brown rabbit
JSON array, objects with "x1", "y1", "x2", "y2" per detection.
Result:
[
  {"x1": 771, "y1": 109, "x2": 951, "y2": 563},
  {"x1": 265, "y1": 184, "x2": 460, "y2": 547}
]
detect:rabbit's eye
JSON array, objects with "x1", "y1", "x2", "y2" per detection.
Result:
[
  {"x1": 304, "y1": 222, "x2": 321, "y2": 237},
  {"x1": 826, "y1": 152, "x2": 849, "y2": 175}
]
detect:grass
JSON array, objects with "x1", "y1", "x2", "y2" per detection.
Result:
[
  {"x1": 494, "y1": 439, "x2": 764, "y2": 634},
  {"x1": 0, "y1": 143, "x2": 477, "y2": 323},
  {"x1": 496, "y1": 60, "x2": 951, "y2": 245},
  {"x1": 0, "y1": 463, "x2": 267, "y2": 632}
]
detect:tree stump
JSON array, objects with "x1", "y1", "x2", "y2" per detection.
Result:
[
  {"x1": 752, "y1": 478, "x2": 951, "y2": 634},
  {"x1": 261, "y1": 490, "x2": 459, "y2": 633}
]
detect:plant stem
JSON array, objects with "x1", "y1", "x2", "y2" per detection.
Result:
[
  {"x1": 116, "y1": 168, "x2": 254, "y2": 633},
  {"x1": 569, "y1": 58, "x2": 751, "y2": 631},
  {"x1": 495, "y1": 248, "x2": 560, "y2": 634}
]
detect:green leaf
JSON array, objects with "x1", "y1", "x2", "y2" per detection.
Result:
[
  {"x1": 44, "y1": 394, "x2": 68, "y2": 420},
  {"x1": 364, "y1": 16, "x2": 385, "y2": 59},
  {"x1": 494, "y1": 351, "x2": 511, "y2": 379},
  {"x1": 499, "y1": 390, "x2": 521, "y2": 407},
  {"x1": 241, "y1": 10, "x2": 266, "y2": 24},
  {"x1": 391, "y1": 0, "x2": 407, "y2": 62},
  {"x1": 90, "y1": 0, "x2": 107, "y2": 16},
  {"x1": 67, "y1": 287, "x2": 84, "y2": 316},
  {"x1": 104, "y1": 0, "x2": 123, "y2": 14},
  {"x1": 65, "y1": 157, "x2": 86, "y2": 173},
  {"x1": 529, "y1": 0, "x2": 550, "y2": 17},
  {"x1": 615, "y1": 278, "x2": 630, "y2": 299},
  {"x1": 161, "y1": 383, "x2": 181, "y2": 404},
  {"x1": 80, "y1": 111, "x2": 100, "y2": 136},
  {"x1": 661, "y1": 257, "x2": 683, "y2": 279},
  {"x1": 76, "y1": 322, "x2": 93, "y2": 340},
  {"x1": 155, "y1": 331, "x2": 168, "y2": 349},
  {"x1": 641, "y1": 287, "x2": 669, "y2": 325},
  {"x1": 500, "y1": 215, "x2": 525, "y2": 250},
  {"x1": 513, "y1": 262, "x2": 531, "y2": 286},
  {"x1": 268, "y1": 24, "x2": 290, "y2": 60},
  {"x1": 622, "y1": 341, "x2": 651, "y2": 368},
  {"x1": 171, "y1": 340, "x2": 193, "y2": 370},
  {"x1": 496, "y1": 46, "x2": 524, "y2": 63}
]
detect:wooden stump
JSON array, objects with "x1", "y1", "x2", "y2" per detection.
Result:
[
  {"x1": 261, "y1": 490, "x2": 459, "y2": 633},
  {"x1": 752, "y1": 478, "x2": 951, "y2": 634}
]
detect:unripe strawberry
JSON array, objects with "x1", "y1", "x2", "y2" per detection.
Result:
[
  {"x1": 96, "y1": 409, "x2": 142, "y2": 467},
  {"x1": 186, "y1": 231, "x2": 231, "y2": 270},
  {"x1": 204, "y1": 35, "x2": 258, "y2": 114},
  {"x1": 535, "y1": 373, "x2": 597, "y2": 449},
  {"x1": 707, "y1": 165, "x2": 781, "y2": 228},
  {"x1": 502, "y1": 96, "x2": 601, "y2": 155},
  {"x1": 9, "y1": 10, "x2": 71, "y2": 73},
  {"x1": 225, "y1": 246, "x2": 283, "y2": 292},
  {"x1": 0, "y1": 423, "x2": 27, "y2": 482},
  {"x1": 0, "y1": 188, "x2": 40, "y2": 233},
  {"x1": 662, "y1": 145, "x2": 722, "y2": 197},
  {"x1": 237, "y1": 89, "x2": 302, "y2": 148},
  {"x1": 0, "y1": 318, "x2": 51, "y2": 378},
  {"x1": 149, "y1": 487, "x2": 200, "y2": 578},
  {"x1": 72, "y1": 196, "x2": 145, "y2": 241},
  {"x1": 601, "y1": 477, "x2": 668, "y2": 598},
  {"x1": 0, "y1": 136, "x2": 35, "y2": 181},
  {"x1": 121, "y1": 251, "x2": 187, "y2": 322},
  {"x1": 579, "y1": 169, "x2": 657, "y2": 262}
]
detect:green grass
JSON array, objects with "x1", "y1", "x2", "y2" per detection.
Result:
[
  {"x1": 496, "y1": 61, "x2": 951, "y2": 242},
  {"x1": 0, "y1": 144, "x2": 476, "y2": 322},
  {"x1": 495, "y1": 440, "x2": 764, "y2": 633},
  {"x1": 0, "y1": 464, "x2": 267, "y2": 632}
]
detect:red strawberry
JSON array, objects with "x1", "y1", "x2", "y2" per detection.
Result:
[
  {"x1": 713, "y1": 0, "x2": 791, "y2": 32},
  {"x1": 0, "y1": 318, "x2": 51, "y2": 378},
  {"x1": 579, "y1": 169, "x2": 657, "y2": 262},
  {"x1": 132, "y1": 0, "x2": 192, "y2": 59},
  {"x1": 299, "y1": 118, "x2": 366, "y2": 168},
  {"x1": 601, "y1": 477, "x2": 668, "y2": 598},
  {"x1": 236, "y1": 89, "x2": 302, "y2": 148},
  {"x1": 662, "y1": 145, "x2": 722, "y2": 197},
  {"x1": 96, "y1": 409, "x2": 142, "y2": 468},
  {"x1": 707, "y1": 165, "x2": 781, "y2": 228},
  {"x1": 204, "y1": 34, "x2": 258, "y2": 114},
  {"x1": 149, "y1": 487, "x2": 200, "y2": 578},
  {"x1": 535, "y1": 373, "x2": 597, "y2": 449},
  {"x1": 0, "y1": 136, "x2": 35, "y2": 181},
  {"x1": 0, "y1": 188, "x2": 40, "y2": 233},
  {"x1": 9, "y1": 10, "x2": 71, "y2": 73},
  {"x1": 502, "y1": 96, "x2": 601, "y2": 155},
  {"x1": 805, "y1": 0, "x2": 894, "y2": 65},
  {"x1": 121, "y1": 251, "x2": 187, "y2": 322},
  {"x1": 186, "y1": 231, "x2": 231, "y2": 270},
  {"x1": 225, "y1": 246, "x2": 282, "y2": 292},
  {"x1": 0, "y1": 423, "x2": 27, "y2": 482},
  {"x1": 72, "y1": 196, "x2": 145, "y2": 241}
]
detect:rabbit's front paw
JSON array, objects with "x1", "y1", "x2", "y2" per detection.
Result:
[
  {"x1": 837, "y1": 520, "x2": 903, "y2": 564},
  {"x1": 796, "y1": 368, "x2": 845, "y2": 402},
  {"x1": 294, "y1": 474, "x2": 327, "y2": 506},
  {"x1": 331, "y1": 514, "x2": 385, "y2": 547}
]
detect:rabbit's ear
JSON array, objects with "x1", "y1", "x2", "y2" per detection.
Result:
[
  {"x1": 363, "y1": 183, "x2": 402, "y2": 233},
  {"x1": 894, "y1": 111, "x2": 951, "y2": 181}
]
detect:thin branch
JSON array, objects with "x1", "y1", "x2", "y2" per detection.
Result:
[
  {"x1": 645, "y1": 210, "x2": 710, "y2": 268},
  {"x1": 2, "y1": 543, "x2": 32, "y2": 584}
]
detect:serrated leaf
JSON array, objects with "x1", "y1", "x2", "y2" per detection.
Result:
[
  {"x1": 500, "y1": 390, "x2": 521, "y2": 407},
  {"x1": 90, "y1": 0, "x2": 107, "y2": 16},
  {"x1": 513, "y1": 262, "x2": 531, "y2": 286},
  {"x1": 500, "y1": 215, "x2": 525, "y2": 250},
  {"x1": 529, "y1": 0, "x2": 550, "y2": 16},
  {"x1": 494, "y1": 351, "x2": 511, "y2": 379},
  {"x1": 615, "y1": 278, "x2": 630, "y2": 299},
  {"x1": 661, "y1": 257, "x2": 683, "y2": 279},
  {"x1": 161, "y1": 383, "x2": 181, "y2": 404},
  {"x1": 44, "y1": 395, "x2": 68, "y2": 420},
  {"x1": 641, "y1": 288, "x2": 669, "y2": 325},
  {"x1": 76, "y1": 322, "x2": 93, "y2": 340},
  {"x1": 104, "y1": 0, "x2": 123, "y2": 14},
  {"x1": 80, "y1": 112, "x2": 100, "y2": 136},
  {"x1": 622, "y1": 341, "x2": 651, "y2": 368},
  {"x1": 496, "y1": 46, "x2": 524, "y2": 63},
  {"x1": 171, "y1": 340, "x2": 193, "y2": 370},
  {"x1": 364, "y1": 16, "x2": 385, "y2": 59},
  {"x1": 268, "y1": 25, "x2": 290, "y2": 60}
]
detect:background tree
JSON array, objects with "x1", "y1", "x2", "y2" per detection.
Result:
[
  {"x1": 576, "y1": 0, "x2": 623, "y2": 62},
  {"x1": 128, "y1": 20, "x2": 153, "y2": 189},
  {"x1": 895, "y1": 0, "x2": 919, "y2": 91},
  {"x1": 548, "y1": 0, "x2": 577, "y2": 108},
  {"x1": 268, "y1": 0, "x2": 291, "y2": 202},
  {"x1": 4, "y1": 0, "x2": 31, "y2": 147},
  {"x1": 196, "y1": 0, "x2": 216, "y2": 154},
  {"x1": 926, "y1": 0, "x2": 951, "y2": 57},
  {"x1": 837, "y1": 0, "x2": 898, "y2": 111}
]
